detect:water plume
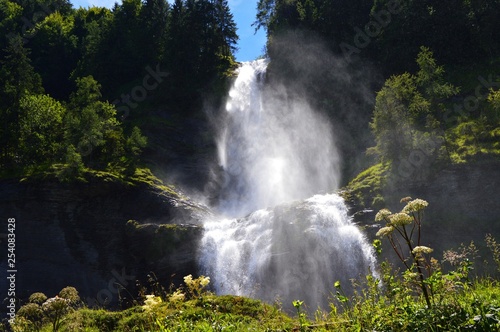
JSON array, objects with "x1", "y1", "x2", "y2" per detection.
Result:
[
  {"x1": 216, "y1": 59, "x2": 339, "y2": 217},
  {"x1": 199, "y1": 60, "x2": 376, "y2": 311}
]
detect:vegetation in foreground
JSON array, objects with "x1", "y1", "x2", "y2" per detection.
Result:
[{"x1": 6, "y1": 198, "x2": 500, "y2": 332}]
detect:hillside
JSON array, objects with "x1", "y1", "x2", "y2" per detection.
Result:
[{"x1": 1, "y1": 0, "x2": 500, "y2": 331}]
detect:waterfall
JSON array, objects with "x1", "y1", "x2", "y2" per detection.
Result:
[{"x1": 200, "y1": 60, "x2": 377, "y2": 310}]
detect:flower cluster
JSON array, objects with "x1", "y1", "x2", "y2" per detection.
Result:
[
  {"x1": 13, "y1": 287, "x2": 80, "y2": 332},
  {"x1": 376, "y1": 226, "x2": 395, "y2": 237},
  {"x1": 142, "y1": 294, "x2": 163, "y2": 312},
  {"x1": 403, "y1": 198, "x2": 429, "y2": 214},
  {"x1": 184, "y1": 274, "x2": 211, "y2": 298},
  {"x1": 374, "y1": 197, "x2": 434, "y2": 307},
  {"x1": 375, "y1": 198, "x2": 429, "y2": 238},
  {"x1": 184, "y1": 274, "x2": 193, "y2": 285},
  {"x1": 28, "y1": 292, "x2": 48, "y2": 305},
  {"x1": 389, "y1": 212, "x2": 413, "y2": 226},
  {"x1": 412, "y1": 246, "x2": 434, "y2": 255},
  {"x1": 41, "y1": 296, "x2": 70, "y2": 314},
  {"x1": 375, "y1": 208, "x2": 392, "y2": 222}
]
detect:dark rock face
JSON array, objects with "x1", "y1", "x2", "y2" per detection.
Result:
[
  {"x1": 0, "y1": 176, "x2": 209, "y2": 308},
  {"x1": 349, "y1": 159, "x2": 500, "y2": 274}
]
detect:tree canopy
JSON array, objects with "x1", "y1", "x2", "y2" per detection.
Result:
[{"x1": 0, "y1": 0, "x2": 239, "y2": 178}]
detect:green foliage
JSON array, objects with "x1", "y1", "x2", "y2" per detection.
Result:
[
  {"x1": 29, "y1": 293, "x2": 48, "y2": 305},
  {"x1": 446, "y1": 89, "x2": 500, "y2": 162},
  {"x1": 292, "y1": 299, "x2": 308, "y2": 331},
  {"x1": 0, "y1": 36, "x2": 43, "y2": 101},
  {"x1": 18, "y1": 276, "x2": 294, "y2": 331},
  {"x1": 29, "y1": 11, "x2": 78, "y2": 99},
  {"x1": 370, "y1": 0, "x2": 500, "y2": 74},
  {"x1": 323, "y1": 204, "x2": 500, "y2": 332},
  {"x1": 13, "y1": 287, "x2": 80, "y2": 332},
  {"x1": 345, "y1": 162, "x2": 388, "y2": 208},
  {"x1": 256, "y1": 0, "x2": 500, "y2": 75},
  {"x1": 19, "y1": 94, "x2": 66, "y2": 164},
  {"x1": 0, "y1": 35, "x2": 44, "y2": 168},
  {"x1": 327, "y1": 277, "x2": 500, "y2": 331},
  {"x1": 56, "y1": 145, "x2": 85, "y2": 182},
  {"x1": 165, "y1": 0, "x2": 238, "y2": 104},
  {"x1": 63, "y1": 75, "x2": 149, "y2": 173},
  {"x1": 255, "y1": 0, "x2": 373, "y2": 49},
  {"x1": 369, "y1": 47, "x2": 458, "y2": 164},
  {"x1": 0, "y1": 0, "x2": 238, "y2": 181},
  {"x1": 486, "y1": 234, "x2": 500, "y2": 274}
]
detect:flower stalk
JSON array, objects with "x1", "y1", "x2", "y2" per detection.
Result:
[{"x1": 375, "y1": 197, "x2": 433, "y2": 307}]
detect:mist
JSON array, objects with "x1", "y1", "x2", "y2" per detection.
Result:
[
  {"x1": 215, "y1": 59, "x2": 339, "y2": 217},
  {"x1": 199, "y1": 35, "x2": 380, "y2": 312}
]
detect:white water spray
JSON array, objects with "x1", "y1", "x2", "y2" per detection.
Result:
[
  {"x1": 200, "y1": 60, "x2": 376, "y2": 310},
  {"x1": 216, "y1": 59, "x2": 338, "y2": 216}
]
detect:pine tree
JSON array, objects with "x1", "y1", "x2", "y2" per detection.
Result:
[
  {"x1": 0, "y1": 36, "x2": 43, "y2": 167},
  {"x1": 139, "y1": 0, "x2": 170, "y2": 64}
]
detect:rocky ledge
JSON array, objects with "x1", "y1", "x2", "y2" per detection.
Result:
[{"x1": 0, "y1": 170, "x2": 210, "y2": 308}]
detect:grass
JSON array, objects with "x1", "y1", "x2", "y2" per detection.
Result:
[
  {"x1": 9, "y1": 257, "x2": 500, "y2": 331},
  {"x1": 10, "y1": 294, "x2": 295, "y2": 332},
  {"x1": 8, "y1": 274, "x2": 500, "y2": 331},
  {"x1": 342, "y1": 162, "x2": 389, "y2": 209}
]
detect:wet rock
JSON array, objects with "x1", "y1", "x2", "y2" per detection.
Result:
[{"x1": 0, "y1": 174, "x2": 209, "y2": 307}]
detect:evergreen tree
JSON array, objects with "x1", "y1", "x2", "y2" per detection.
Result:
[
  {"x1": 139, "y1": 0, "x2": 170, "y2": 64},
  {"x1": 29, "y1": 11, "x2": 78, "y2": 99},
  {"x1": 65, "y1": 76, "x2": 124, "y2": 167},
  {"x1": 71, "y1": 6, "x2": 113, "y2": 89},
  {"x1": 212, "y1": 0, "x2": 238, "y2": 71},
  {"x1": 0, "y1": 36, "x2": 43, "y2": 167},
  {"x1": 65, "y1": 76, "x2": 147, "y2": 171},
  {"x1": 0, "y1": 0, "x2": 23, "y2": 54}
]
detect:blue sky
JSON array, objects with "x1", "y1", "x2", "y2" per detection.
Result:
[{"x1": 70, "y1": 0, "x2": 267, "y2": 62}]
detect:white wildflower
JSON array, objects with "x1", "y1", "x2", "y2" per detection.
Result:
[
  {"x1": 183, "y1": 274, "x2": 193, "y2": 286},
  {"x1": 42, "y1": 296, "x2": 69, "y2": 312},
  {"x1": 389, "y1": 213, "x2": 413, "y2": 226},
  {"x1": 142, "y1": 294, "x2": 162, "y2": 311},
  {"x1": 200, "y1": 276, "x2": 210, "y2": 288},
  {"x1": 375, "y1": 209, "x2": 392, "y2": 222},
  {"x1": 403, "y1": 199, "x2": 429, "y2": 213},
  {"x1": 376, "y1": 226, "x2": 395, "y2": 237},
  {"x1": 412, "y1": 246, "x2": 434, "y2": 255}
]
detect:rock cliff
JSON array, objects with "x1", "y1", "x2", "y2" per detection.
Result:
[
  {"x1": 348, "y1": 158, "x2": 500, "y2": 273},
  {"x1": 0, "y1": 171, "x2": 209, "y2": 308}
]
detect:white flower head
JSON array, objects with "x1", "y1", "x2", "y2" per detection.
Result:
[
  {"x1": 200, "y1": 276, "x2": 210, "y2": 288},
  {"x1": 412, "y1": 246, "x2": 434, "y2": 255},
  {"x1": 376, "y1": 226, "x2": 395, "y2": 237},
  {"x1": 375, "y1": 209, "x2": 392, "y2": 222},
  {"x1": 143, "y1": 294, "x2": 162, "y2": 311},
  {"x1": 184, "y1": 274, "x2": 193, "y2": 286},
  {"x1": 403, "y1": 199, "x2": 429, "y2": 213},
  {"x1": 389, "y1": 213, "x2": 413, "y2": 226}
]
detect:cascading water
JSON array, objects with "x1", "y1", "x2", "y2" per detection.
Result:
[{"x1": 200, "y1": 60, "x2": 377, "y2": 310}]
